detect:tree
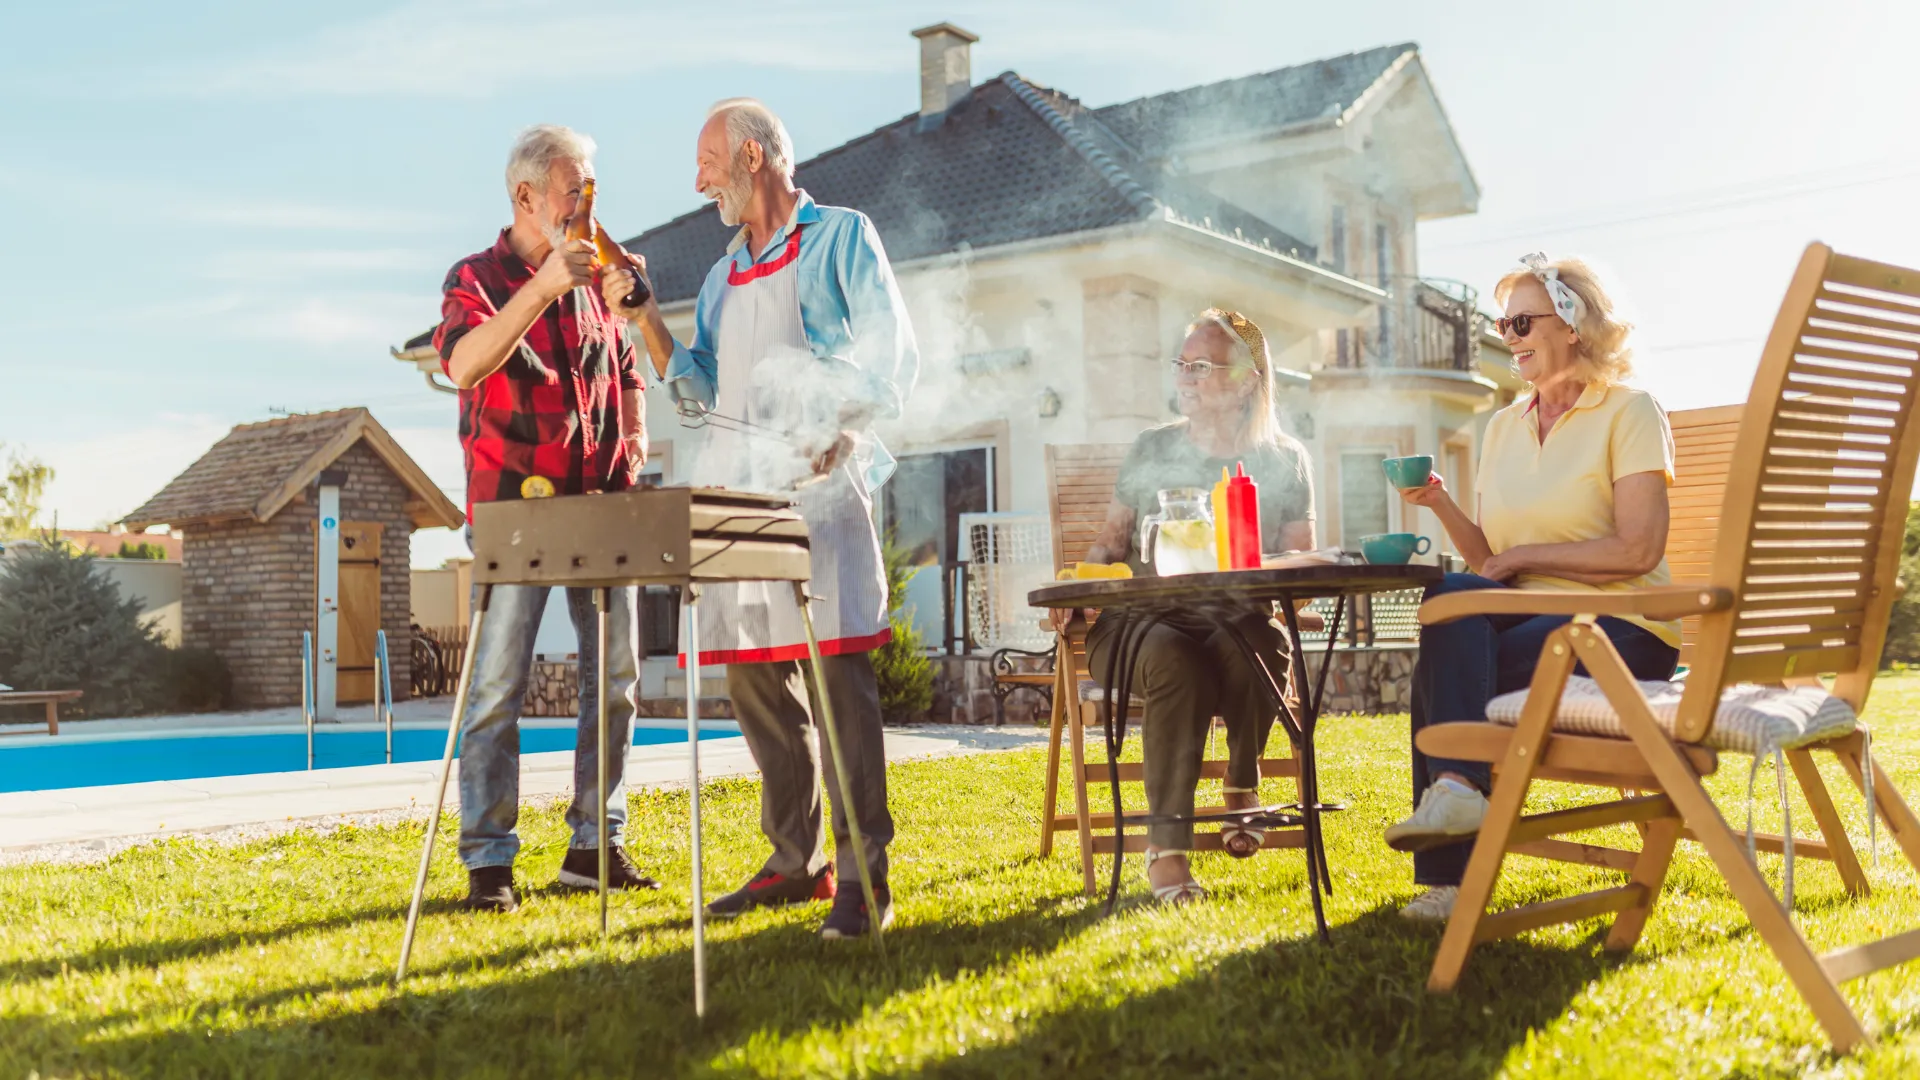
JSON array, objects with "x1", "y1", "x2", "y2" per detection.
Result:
[
  {"x1": 871, "y1": 533, "x2": 935, "y2": 722},
  {"x1": 116, "y1": 540, "x2": 169, "y2": 560},
  {"x1": 0, "y1": 444, "x2": 54, "y2": 540},
  {"x1": 0, "y1": 543, "x2": 166, "y2": 716},
  {"x1": 1881, "y1": 502, "x2": 1920, "y2": 667}
]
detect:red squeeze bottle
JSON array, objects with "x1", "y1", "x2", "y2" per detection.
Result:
[{"x1": 1226, "y1": 462, "x2": 1261, "y2": 570}]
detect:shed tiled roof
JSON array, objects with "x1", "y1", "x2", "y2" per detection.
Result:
[{"x1": 122, "y1": 408, "x2": 463, "y2": 531}]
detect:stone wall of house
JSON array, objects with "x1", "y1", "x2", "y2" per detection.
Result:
[
  {"x1": 525, "y1": 660, "x2": 735, "y2": 719},
  {"x1": 922, "y1": 644, "x2": 1416, "y2": 726},
  {"x1": 181, "y1": 439, "x2": 414, "y2": 708},
  {"x1": 1301, "y1": 646, "x2": 1417, "y2": 715}
]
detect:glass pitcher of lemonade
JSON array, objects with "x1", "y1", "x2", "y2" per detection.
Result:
[{"x1": 1139, "y1": 488, "x2": 1218, "y2": 576}]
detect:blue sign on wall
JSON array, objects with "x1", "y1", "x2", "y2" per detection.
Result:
[{"x1": 322, "y1": 517, "x2": 337, "y2": 530}]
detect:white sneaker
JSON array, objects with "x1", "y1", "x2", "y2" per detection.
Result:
[
  {"x1": 1399, "y1": 885, "x2": 1459, "y2": 922},
  {"x1": 1384, "y1": 781, "x2": 1488, "y2": 852}
]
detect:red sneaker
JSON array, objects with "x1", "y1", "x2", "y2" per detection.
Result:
[{"x1": 705, "y1": 867, "x2": 834, "y2": 918}]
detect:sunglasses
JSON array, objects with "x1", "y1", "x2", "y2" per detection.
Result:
[
  {"x1": 1170, "y1": 358, "x2": 1253, "y2": 380},
  {"x1": 1495, "y1": 312, "x2": 1560, "y2": 339}
]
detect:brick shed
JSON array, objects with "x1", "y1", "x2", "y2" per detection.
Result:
[{"x1": 122, "y1": 409, "x2": 463, "y2": 709}]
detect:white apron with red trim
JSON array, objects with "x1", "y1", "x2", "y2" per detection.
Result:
[{"x1": 679, "y1": 227, "x2": 891, "y2": 666}]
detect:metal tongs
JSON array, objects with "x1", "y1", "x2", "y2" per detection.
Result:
[{"x1": 673, "y1": 382, "x2": 831, "y2": 492}]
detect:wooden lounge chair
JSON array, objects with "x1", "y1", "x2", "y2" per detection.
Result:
[
  {"x1": 0, "y1": 689, "x2": 83, "y2": 736},
  {"x1": 1036, "y1": 444, "x2": 1300, "y2": 894},
  {"x1": 1416, "y1": 243, "x2": 1920, "y2": 1052}
]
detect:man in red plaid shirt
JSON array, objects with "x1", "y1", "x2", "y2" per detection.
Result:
[{"x1": 433, "y1": 124, "x2": 654, "y2": 912}]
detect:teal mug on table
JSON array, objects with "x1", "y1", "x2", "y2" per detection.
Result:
[
  {"x1": 1358, "y1": 533, "x2": 1431, "y2": 565},
  {"x1": 1381, "y1": 454, "x2": 1434, "y2": 490}
]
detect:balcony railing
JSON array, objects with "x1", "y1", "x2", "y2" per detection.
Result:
[{"x1": 1325, "y1": 277, "x2": 1482, "y2": 374}]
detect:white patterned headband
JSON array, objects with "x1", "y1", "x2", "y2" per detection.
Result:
[{"x1": 1519, "y1": 252, "x2": 1585, "y2": 331}]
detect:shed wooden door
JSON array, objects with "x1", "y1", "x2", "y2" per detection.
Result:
[{"x1": 327, "y1": 522, "x2": 384, "y2": 704}]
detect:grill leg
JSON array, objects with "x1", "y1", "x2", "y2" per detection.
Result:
[
  {"x1": 793, "y1": 582, "x2": 885, "y2": 954},
  {"x1": 685, "y1": 587, "x2": 706, "y2": 1017},
  {"x1": 596, "y1": 587, "x2": 611, "y2": 938},
  {"x1": 396, "y1": 589, "x2": 490, "y2": 982}
]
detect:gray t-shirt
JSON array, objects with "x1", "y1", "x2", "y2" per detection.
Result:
[{"x1": 1113, "y1": 421, "x2": 1316, "y2": 576}]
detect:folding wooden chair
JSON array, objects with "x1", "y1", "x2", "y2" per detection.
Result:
[
  {"x1": 1035, "y1": 444, "x2": 1301, "y2": 894},
  {"x1": 1417, "y1": 243, "x2": 1920, "y2": 1052}
]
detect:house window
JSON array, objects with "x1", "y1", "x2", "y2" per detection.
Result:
[
  {"x1": 879, "y1": 446, "x2": 995, "y2": 652},
  {"x1": 1338, "y1": 450, "x2": 1391, "y2": 546}
]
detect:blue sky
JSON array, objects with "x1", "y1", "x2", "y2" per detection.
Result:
[{"x1": 2, "y1": 0, "x2": 1912, "y2": 568}]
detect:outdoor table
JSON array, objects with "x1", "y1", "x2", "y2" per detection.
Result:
[{"x1": 1028, "y1": 562, "x2": 1441, "y2": 940}]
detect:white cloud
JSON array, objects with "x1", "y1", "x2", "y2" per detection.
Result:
[
  {"x1": 38, "y1": 414, "x2": 235, "y2": 529},
  {"x1": 168, "y1": 197, "x2": 447, "y2": 233},
  {"x1": 120, "y1": 289, "x2": 439, "y2": 349},
  {"x1": 141, "y1": 0, "x2": 910, "y2": 99},
  {"x1": 198, "y1": 248, "x2": 443, "y2": 282}
]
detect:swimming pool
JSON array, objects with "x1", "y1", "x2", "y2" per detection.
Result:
[{"x1": 0, "y1": 722, "x2": 740, "y2": 793}]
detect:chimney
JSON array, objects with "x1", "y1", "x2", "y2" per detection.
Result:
[{"x1": 911, "y1": 22, "x2": 979, "y2": 120}]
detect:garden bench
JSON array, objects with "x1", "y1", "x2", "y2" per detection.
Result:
[
  {"x1": 0, "y1": 690, "x2": 83, "y2": 736},
  {"x1": 1416, "y1": 243, "x2": 1920, "y2": 1053}
]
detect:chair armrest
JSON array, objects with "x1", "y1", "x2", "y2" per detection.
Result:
[{"x1": 1419, "y1": 585, "x2": 1733, "y2": 626}]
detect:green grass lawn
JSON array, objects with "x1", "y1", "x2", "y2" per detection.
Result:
[{"x1": 8, "y1": 680, "x2": 1920, "y2": 1079}]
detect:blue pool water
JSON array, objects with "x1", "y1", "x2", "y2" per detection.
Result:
[{"x1": 0, "y1": 724, "x2": 738, "y2": 793}]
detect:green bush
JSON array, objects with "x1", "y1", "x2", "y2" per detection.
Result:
[
  {"x1": 160, "y1": 646, "x2": 232, "y2": 713},
  {"x1": 1884, "y1": 502, "x2": 1920, "y2": 668},
  {"x1": 872, "y1": 534, "x2": 934, "y2": 723},
  {"x1": 0, "y1": 543, "x2": 166, "y2": 716},
  {"x1": 115, "y1": 540, "x2": 169, "y2": 560}
]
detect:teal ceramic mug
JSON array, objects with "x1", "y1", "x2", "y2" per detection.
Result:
[
  {"x1": 1380, "y1": 454, "x2": 1434, "y2": 490},
  {"x1": 1358, "y1": 532, "x2": 1431, "y2": 565}
]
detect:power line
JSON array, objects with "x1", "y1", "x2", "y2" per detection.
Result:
[{"x1": 1428, "y1": 162, "x2": 1920, "y2": 252}]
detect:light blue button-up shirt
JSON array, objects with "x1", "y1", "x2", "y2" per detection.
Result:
[{"x1": 664, "y1": 190, "x2": 919, "y2": 488}]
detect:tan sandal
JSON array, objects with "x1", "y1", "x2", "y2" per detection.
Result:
[
  {"x1": 1144, "y1": 849, "x2": 1208, "y2": 905},
  {"x1": 1221, "y1": 786, "x2": 1266, "y2": 859}
]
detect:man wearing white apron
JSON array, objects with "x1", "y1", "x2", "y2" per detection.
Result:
[{"x1": 609, "y1": 98, "x2": 917, "y2": 939}]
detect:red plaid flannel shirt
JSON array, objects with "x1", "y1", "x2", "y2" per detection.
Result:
[{"x1": 434, "y1": 229, "x2": 643, "y2": 518}]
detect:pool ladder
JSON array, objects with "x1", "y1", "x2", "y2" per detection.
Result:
[{"x1": 300, "y1": 630, "x2": 396, "y2": 770}]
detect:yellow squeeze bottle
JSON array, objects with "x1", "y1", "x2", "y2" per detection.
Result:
[{"x1": 1210, "y1": 466, "x2": 1231, "y2": 570}]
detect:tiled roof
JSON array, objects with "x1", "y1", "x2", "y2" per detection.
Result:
[
  {"x1": 621, "y1": 71, "x2": 1324, "y2": 305},
  {"x1": 1093, "y1": 43, "x2": 1417, "y2": 160},
  {"x1": 400, "y1": 45, "x2": 1408, "y2": 333},
  {"x1": 122, "y1": 408, "x2": 463, "y2": 531}
]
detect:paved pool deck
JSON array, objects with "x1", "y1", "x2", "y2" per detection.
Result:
[{"x1": 0, "y1": 700, "x2": 1047, "y2": 859}]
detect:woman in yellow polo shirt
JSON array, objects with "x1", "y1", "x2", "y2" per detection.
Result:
[{"x1": 1385, "y1": 254, "x2": 1680, "y2": 921}]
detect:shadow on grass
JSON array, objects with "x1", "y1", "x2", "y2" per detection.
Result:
[
  {"x1": 0, "y1": 894, "x2": 1642, "y2": 1080},
  {"x1": 0, "y1": 891, "x2": 1109, "y2": 1079},
  {"x1": 880, "y1": 906, "x2": 1620, "y2": 1080}
]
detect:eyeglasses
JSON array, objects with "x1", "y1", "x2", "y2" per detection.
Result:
[
  {"x1": 1495, "y1": 312, "x2": 1560, "y2": 339},
  {"x1": 1170, "y1": 358, "x2": 1254, "y2": 380}
]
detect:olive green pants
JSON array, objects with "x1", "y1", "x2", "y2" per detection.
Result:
[{"x1": 1085, "y1": 608, "x2": 1290, "y2": 850}]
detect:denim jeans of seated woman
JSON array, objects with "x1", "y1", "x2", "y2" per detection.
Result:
[{"x1": 1410, "y1": 572, "x2": 1679, "y2": 886}]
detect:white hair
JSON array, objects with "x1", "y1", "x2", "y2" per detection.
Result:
[
  {"x1": 707, "y1": 98, "x2": 794, "y2": 178},
  {"x1": 504, "y1": 124, "x2": 596, "y2": 196}
]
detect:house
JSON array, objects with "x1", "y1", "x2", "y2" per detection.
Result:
[
  {"x1": 392, "y1": 25, "x2": 1517, "y2": 656},
  {"x1": 122, "y1": 409, "x2": 464, "y2": 708}
]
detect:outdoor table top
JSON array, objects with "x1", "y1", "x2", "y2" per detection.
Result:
[{"x1": 1028, "y1": 563, "x2": 1442, "y2": 610}]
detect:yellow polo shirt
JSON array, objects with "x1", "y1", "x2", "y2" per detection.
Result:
[{"x1": 1478, "y1": 382, "x2": 1680, "y2": 647}]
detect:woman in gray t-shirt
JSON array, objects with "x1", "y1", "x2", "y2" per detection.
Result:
[{"x1": 1073, "y1": 308, "x2": 1316, "y2": 904}]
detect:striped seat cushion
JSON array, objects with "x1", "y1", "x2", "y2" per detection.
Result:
[
  {"x1": 1077, "y1": 679, "x2": 1144, "y2": 706},
  {"x1": 1485, "y1": 676, "x2": 1857, "y2": 754}
]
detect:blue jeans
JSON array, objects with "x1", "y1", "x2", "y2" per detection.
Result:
[
  {"x1": 458, "y1": 583, "x2": 640, "y2": 870},
  {"x1": 1409, "y1": 573, "x2": 1678, "y2": 886}
]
